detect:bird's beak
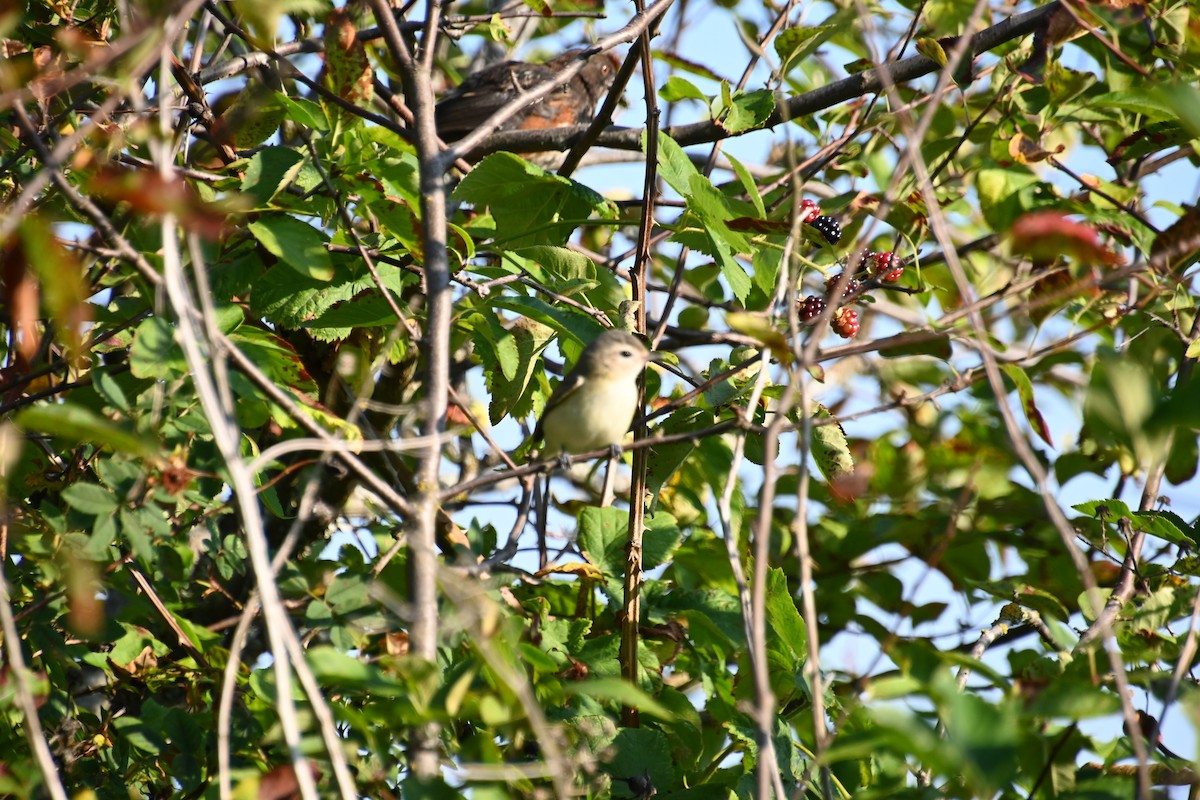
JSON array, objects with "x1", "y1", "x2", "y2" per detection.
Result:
[{"x1": 647, "y1": 351, "x2": 667, "y2": 365}]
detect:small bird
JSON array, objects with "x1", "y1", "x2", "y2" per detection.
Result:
[
  {"x1": 534, "y1": 329, "x2": 656, "y2": 458},
  {"x1": 435, "y1": 49, "x2": 620, "y2": 142}
]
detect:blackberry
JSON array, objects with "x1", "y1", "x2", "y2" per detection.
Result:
[
  {"x1": 801, "y1": 295, "x2": 827, "y2": 321},
  {"x1": 810, "y1": 215, "x2": 842, "y2": 245},
  {"x1": 799, "y1": 198, "x2": 821, "y2": 223},
  {"x1": 856, "y1": 250, "x2": 876, "y2": 273},
  {"x1": 831, "y1": 307, "x2": 860, "y2": 339},
  {"x1": 872, "y1": 250, "x2": 904, "y2": 282},
  {"x1": 824, "y1": 273, "x2": 861, "y2": 300}
]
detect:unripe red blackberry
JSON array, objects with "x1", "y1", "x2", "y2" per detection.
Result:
[
  {"x1": 799, "y1": 199, "x2": 821, "y2": 223},
  {"x1": 831, "y1": 307, "x2": 860, "y2": 339},
  {"x1": 801, "y1": 294, "x2": 826, "y2": 321},
  {"x1": 810, "y1": 215, "x2": 842, "y2": 245},
  {"x1": 824, "y1": 273, "x2": 861, "y2": 300},
  {"x1": 872, "y1": 250, "x2": 904, "y2": 282}
]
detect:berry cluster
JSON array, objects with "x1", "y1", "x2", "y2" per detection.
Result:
[
  {"x1": 801, "y1": 294, "x2": 827, "y2": 321},
  {"x1": 864, "y1": 250, "x2": 904, "y2": 283},
  {"x1": 799, "y1": 293, "x2": 859, "y2": 339},
  {"x1": 795, "y1": 199, "x2": 912, "y2": 341},
  {"x1": 824, "y1": 273, "x2": 861, "y2": 300},
  {"x1": 797, "y1": 199, "x2": 842, "y2": 245}
]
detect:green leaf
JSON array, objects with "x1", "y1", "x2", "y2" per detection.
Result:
[
  {"x1": 765, "y1": 567, "x2": 806, "y2": 661},
  {"x1": 112, "y1": 715, "x2": 166, "y2": 754},
  {"x1": 277, "y1": 94, "x2": 328, "y2": 131},
  {"x1": 680, "y1": 173, "x2": 752, "y2": 304},
  {"x1": 659, "y1": 75, "x2": 708, "y2": 104},
  {"x1": 1091, "y1": 91, "x2": 1176, "y2": 120},
  {"x1": 241, "y1": 146, "x2": 305, "y2": 206},
  {"x1": 975, "y1": 168, "x2": 1040, "y2": 230},
  {"x1": 472, "y1": 314, "x2": 553, "y2": 425},
  {"x1": 249, "y1": 215, "x2": 335, "y2": 280},
  {"x1": 569, "y1": 678, "x2": 674, "y2": 720},
  {"x1": 715, "y1": 88, "x2": 775, "y2": 134},
  {"x1": 16, "y1": 404, "x2": 160, "y2": 461},
  {"x1": 1148, "y1": 373, "x2": 1200, "y2": 433},
  {"x1": 643, "y1": 512, "x2": 682, "y2": 570},
  {"x1": 877, "y1": 332, "x2": 952, "y2": 359},
  {"x1": 119, "y1": 506, "x2": 158, "y2": 563},
  {"x1": 652, "y1": 130, "x2": 701, "y2": 198},
  {"x1": 774, "y1": 23, "x2": 841, "y2": 73},
  {"x1": 513, "y1": 245, "x2": 596, "y2": 285},
  {"x1": 305, "y1": 294, "x2": 400, "y2": 332},
  {"x1": 490, "y1": 296, "x2": 607, "y2": 347},
  {"x1": 62, "y1": 482, "x2": 118, "y2": 515},
  {"x1": 306, "y1": 646, "x2": 406, "y2": 693},
  {"x1": 454, "y1": 153, "x2": 615, "y2": 247},
  {"x1": 129, "y1": 316, "x2": 186, "y2": 380},
  {"x1": 578, "y1": 506, "x2": 627, "y2": 576},
  {"x1": 603, "y1": 729, "x2": 676, "y2": 796},
  {"x1": 1001, "y1": 365, "x2": 1053, "y2": 447},
  {"x1": 229, "y1": 326, "x2": 318, "y2": 395},
  {"x1": 725, "y1": 152, "x2": 765, "y2": 218},
  {"x1": 1082, "y1": 348, "x2": 1169, "y2": 466},
  {"x1": 811, "y1": 405, "x2": 853, "y2": 481},
  {"x1": 91, "y1": 367, "x2": 130, "y2": 412}
]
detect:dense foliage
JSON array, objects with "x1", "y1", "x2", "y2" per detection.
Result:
[{"x1": 2, "y1": 0, "x2": 1200, "y2": 797}]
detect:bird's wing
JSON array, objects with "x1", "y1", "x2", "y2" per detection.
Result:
[
  {"x1": 435, "y1": 62, "x2": 553, "y2": 140},
  {"x1": 532, "y1": 370, "x2": 587, "y2": 440}
]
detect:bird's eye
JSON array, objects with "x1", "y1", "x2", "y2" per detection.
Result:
[{"x1": 620, "y1": 349, "x2": 633, "y2": 357}]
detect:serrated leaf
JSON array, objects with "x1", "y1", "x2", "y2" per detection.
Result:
[
  {"x1": 17, "y1": 404, "x2": 160, "y2": 461},
  {"x1": 129, "y1": 316, "x2": 186, "y2": 380},
  {"x1": 651, "y1": 129, "x2": 702, "y2": 199},
  {"x1": 811, "y1": 405, "x2": 853, "y2": 481},
  {"x1": 454, "y1": 153, "x2": 614, "y2": 247},
  {"x1": 765, "y1": 567, "x2": 806, "y2": 662},
  {"x1": 715, "y1": 88, "x2": 774, "y2": 134},
  {"x1": 249, "y1": 215, "x2": 335, "y2": 280},
  {"x1": 578, "y1": 506, "x2": 627, "y2": 576},
  {"x1": 241, "y1": 146, "x2": 305, "y2": 206},
  {"x1": 774, "y1": 23, "x2": 840, "y2": 73},
  {"x1": 305, "y1": 294, "x2": 400, "y2": 332},
  {"x1": 725, "y1": 152, "x2": 765, "y2": 218},
  {"x1": 512, "y1": 245, "x2": 596, "y2": 284},
  {"x1": 571, "y1": 679, "x2": 674, "y2": 721},
  {"x1": 643, "y1": 512, "x2": 682, "y2": 570},
  {"x1": 490, "y1": 296, "x2": 606, "y2": 347}
]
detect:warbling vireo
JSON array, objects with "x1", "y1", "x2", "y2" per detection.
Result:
[{"x1": 535, "y1": 329, "x2": 656, "y2": 457}]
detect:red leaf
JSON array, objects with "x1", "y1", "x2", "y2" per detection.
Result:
[{"x1": 1009, "y1": 211, "x2": 1123, "y2": 267}]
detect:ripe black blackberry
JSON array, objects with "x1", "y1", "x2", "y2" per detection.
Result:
[
  {"x1": 801, "y1": 295, "x2": 827, "y2": 321},
  {"x1": 810, "y1": 215, "x2": 842, "y2": 245},
  {"x1": 824, "y1": 273, "x2": 861, "y2": 300}
]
